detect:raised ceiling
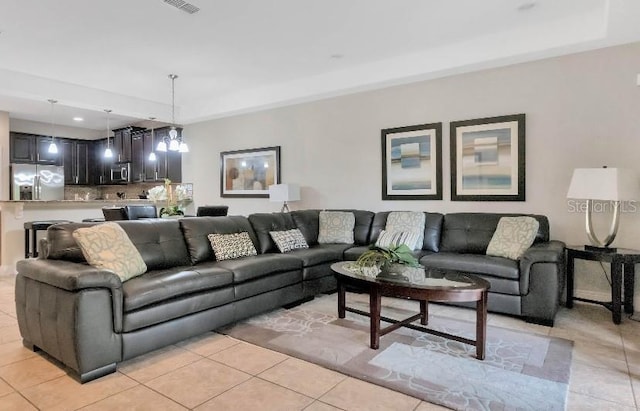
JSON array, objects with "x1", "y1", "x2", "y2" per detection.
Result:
[{"x1": 0, "y1": 0, "x2": 639, "y2": 130}]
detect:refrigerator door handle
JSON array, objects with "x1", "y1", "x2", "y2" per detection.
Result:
[{"x1": 34, "y1": 176, "x2": 40, "y2": 200}]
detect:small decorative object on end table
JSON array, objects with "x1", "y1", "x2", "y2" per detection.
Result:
[
  {"x1": 331, "y1": 261, "x2": 490, "y2": 359},
  {"x1": 566, "y1": 245, "x2": 640, "y2": 324}
]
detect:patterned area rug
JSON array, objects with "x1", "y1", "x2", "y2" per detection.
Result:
[{"x1": 221, "y1": 294, "x2": 572, "y2": 411}]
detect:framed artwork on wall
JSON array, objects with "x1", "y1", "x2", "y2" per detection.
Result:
[
  {"x1": 381, "y1": 122, "x2": 443, "y2": 200},
  {"x1": 450, "y1": 113, "x2": 525, "y2": 201},
  {"x1": 220, "y1": 146, "x2": 281, "y2": 198}
]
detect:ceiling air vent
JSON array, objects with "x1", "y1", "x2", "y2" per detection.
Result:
[{"x1": 163, "y1": 0, "x2": 200, "y2": 14}]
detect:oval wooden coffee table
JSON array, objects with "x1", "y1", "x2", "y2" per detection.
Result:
[{"x1": 331, "y1": 261, "x2": 490, "y2": 360}]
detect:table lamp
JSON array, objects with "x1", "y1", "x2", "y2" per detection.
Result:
[
  {"x1": 567, "y1": 167, "x2": 639, "y2": 251},
  {"x1": 269, "y1": 183, "x2": 300, "y2": 212}
]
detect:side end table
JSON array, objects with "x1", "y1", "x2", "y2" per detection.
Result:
[{"x1": 565, "y1": 245, "x2": 640, "y2": 324}]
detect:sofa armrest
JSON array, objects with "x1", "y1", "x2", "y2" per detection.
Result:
[
  {"x1": 520, "y1": 241, "x2": 565, "y2": 268},
  {"x1": 16, "y1": 259, "x2": 122, "y2": 292}
]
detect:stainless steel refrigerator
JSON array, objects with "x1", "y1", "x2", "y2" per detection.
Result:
[{"x1": 11, "y1": 164, "x2": 65, "y2": 200}]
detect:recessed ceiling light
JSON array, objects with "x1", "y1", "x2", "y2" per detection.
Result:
[
  {"x1": 517, "y1": 2, "x2": 536, "y2": 11},
  {"x1": 73, "y1": 117, "x2": 84, "y2": 122},
  {"x1": 330, "y1": 54, "x2": 344, "y2": 59}
]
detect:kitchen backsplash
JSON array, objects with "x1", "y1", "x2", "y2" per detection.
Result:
[{"x1": 64, "y1": 183, "x2": 189, "y2": 201}]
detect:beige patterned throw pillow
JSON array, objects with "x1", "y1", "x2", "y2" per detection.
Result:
[
  {"x1": 486, "y1": 217, "x2": 540, "y2": 260},
  {"x1": 317, "y1": 211, "x2": 355, "y2": 244},
  {"x1": 208, "y1": 232, "x2": 258, "y2": 261},
  {"x1": 375, "y1": 230, "x2": 420, "y2": 250},
  {"x1": 385, "y1": 211, "x2": 426, "y2": 250},
  {"x1": 72, "y1": 222, "x2": 147, "y2": 282}
]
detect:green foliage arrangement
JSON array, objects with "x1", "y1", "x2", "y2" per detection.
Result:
[{"x1": 355, "y1": 244, "x2": 420, "y2": 269}]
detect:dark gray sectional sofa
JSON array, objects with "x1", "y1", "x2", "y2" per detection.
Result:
[{"x1": 14, "y1": 210, "x2": 565, "y2": 382}]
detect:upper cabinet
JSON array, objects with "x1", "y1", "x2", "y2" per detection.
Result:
[
  {"x1": 152, "y1": 127, "x2": 182, "y2": 183},
  {"x1": 130, "y1": 130, "x2": 145, "y2": 182},
  {"x1": 61, "y1": 139, "x2": 92, "y2": 185},
  {"x1": 10, "y1": 132, "x2": 61, "y2": 165}
]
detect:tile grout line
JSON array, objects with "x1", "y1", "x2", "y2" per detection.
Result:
[{"x1": 621, "y1": 331, "x2": 639, "y2": 410}]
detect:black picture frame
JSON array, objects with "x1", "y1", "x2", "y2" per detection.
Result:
[
  {"x1": 220, "y1": 146, "x2": 281, "y2": 198},
  {"x1": 381, "y1": 122, "x2": 443, "y2": 200},
  {"x1": 450, "y1": 114, "x2": 525, "y2": 201}
]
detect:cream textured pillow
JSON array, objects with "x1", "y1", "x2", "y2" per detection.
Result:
[
  {"x1": 317, "y1": 211, "x2": 355, "y2": 244},
  {"x1": 375, "y1": 230, "x2": 420, "y2": 250},
  {"x1": 385, "y1": 211, "x2": 426, "y2": 250},
  {"x1": 208, "y1": 232, "x2": 258, "y2": 261},
  {"x1": 486, "y1": 217, "x2": 540, "y2": 260},
  {"x1": 269, "y1": 229, "x2": 309, "y2": 253},
  {"x1": 72, "y1": 222, "x2": 147, "y2": 282}
]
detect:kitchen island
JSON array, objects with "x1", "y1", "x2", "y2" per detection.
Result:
[{"x1": 0, "y1": 199, "x2": 161, "y2": 275}]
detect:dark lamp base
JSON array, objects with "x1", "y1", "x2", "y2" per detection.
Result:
[{"x1": 585, "y1": 245, "x2": 617, "y2": 253}]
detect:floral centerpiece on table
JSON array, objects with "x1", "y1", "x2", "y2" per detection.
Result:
[{"x1": 148, "y1": 179, "x2": 189, "y2": 217}]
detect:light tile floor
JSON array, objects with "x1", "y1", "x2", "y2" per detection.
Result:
[{"x1": 0, "y1": 274, "x2": 639, "y2": 410}]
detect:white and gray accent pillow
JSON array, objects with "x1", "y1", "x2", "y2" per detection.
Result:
[
  {"x1": 208, "y1": 232, "x2": 258, "y2": 261},
  {"x1": 317, "y1": 211, "x2": 355, "y2": 244},
  {"x1": 270, "y1": 229, "x2": 309, "y2": 253},
  {"x1": 486, "y1": 217, "x2": 540, "y2": 260},
  {"x1": 375, "y1": 230, "x2": 420, "y2": 250},
  {"x1": 385, "y1": 211, "x2": 426, "y2": 250}
]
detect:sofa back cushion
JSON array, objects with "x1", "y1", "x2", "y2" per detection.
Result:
[
  {"x1": 291, "y1": 209, "x2": 321, "y2": 245},
  {"x1": 118, "y1": 220, "x2": 191, "y2": 270},
  {"x1": 180, "y1": 216, "x2": 259, "y2": 264},
  {"x1": 46, "y1": 219, "x2": 191, "y2": 270},
  {"x1": 331, "y1": 209, "x2": 375, "y2": 245},
  {"x1": 369, "y1": 212, "x2": 444, "y2": 252},
  {"x1": 440, "y1": 213, "x2": 549, "y2": 254},
  {"x1": 248, "y1": 213, "x2": 297, "y2": 253}
]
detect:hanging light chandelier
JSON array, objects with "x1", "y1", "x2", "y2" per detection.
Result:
[
  {"x1": 47, "y1": 99, "x2": 58, "y2": 154},
  {"x1": 104, "y1": 109, "x2": 113, "y2": 158},
  {"x1": 157, "y1": 74, "x2": 188, "y2": 153}
]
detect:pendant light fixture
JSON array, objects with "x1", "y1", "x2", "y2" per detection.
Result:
[
  {"x1": 104, "y1": 109, "x2": 113, "y2": 158},
  {"x1": 148, "y1": 117, "x2": 157, "y2": 162},
  {"x1": 47, "y1": 99, "x2": 59, "y2": 154},
  {"x1": 157, "y1": 74, "x2": 188, "y2": 153}
]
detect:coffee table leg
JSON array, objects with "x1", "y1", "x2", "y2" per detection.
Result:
[
  {"x1": 476, "y1": 290, "x2": 487, "y2": 360},
  {"x1": 338, "y1": 280, "x2": 346, "y2": 319},
  {"x1": 420, "y1": 300, "x2": 428, "y2": 325},
  {"x1": 370, "y1": 289, "x2": 381, "y2": 349}
]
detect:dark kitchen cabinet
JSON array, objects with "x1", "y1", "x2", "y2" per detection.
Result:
[
  {"x1": 113, "y1": 128, "x2": 132, "y2": 163},
  {"x1": 62, "y1": 139, "x2": 91, "y2": 185},
  {"x1": 152, "y1": 127, "x2": 182, "y2": 183},
  {"x1": 10, "y1": 132, "x2": 60, "y2": 164},
  {"x1": 143, "y1": 130, "x2": 158, "y2": 181},
  {"x1": 93, "y1": 139, "x2": 114, "y2": 185},
  {"x1": 130, "y1": 130, "x2": 145, "y2": 182}
]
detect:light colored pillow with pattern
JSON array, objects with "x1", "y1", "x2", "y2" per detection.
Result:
[
  {"x1": 317, "y1": 211, "x2": 355, "y2": 244},
  {"x1": 269, "y1": 229, "x2": 309, "y2": 253},
  {"x1": 486, "y1": 217, "x2": 540, "y2": 260},
  {"x1": 72, "y1": 222, "x2": 147, "y2": 282},
  {"x1": 375, "y1": 230, "x2": 420, "y2": 250},
  {"x1": 208, "y1": 232, "x2": 258, "y2": 261},
  {"x1": 385, "y1": 211, "x2": 426, "y2": 250}
]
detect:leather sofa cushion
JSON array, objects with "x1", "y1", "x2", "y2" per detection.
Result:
[
  {"x1": 440, "y1": 213, "x2": 549, "y2": 254},
  {"x1": 248, "y1": 213, "x2": 297, "y2": 254},
  {"x1": 180, "y1": 216, "x2": 260, "y2": 264},
  {"x1": 291, "y1": 210, "x2": 321, "y2": 245},
  {"x1": 118, "y1": 220, "x2": 191, "y2": 270},
  {"x1": 369, "y1": 212, "x2": 444, "y2": 252},
  {"x1": 285, "y1": 244, "x2": 351, "y2": 267},
  {"x1": 47, "y1": 222, "x2": 99, "y2": 262},
  {"x1": 420, "y1": 252, "x2": 519, "y2": 280},
  {"x1": 122, "y1": 265, "x2": 234, "y2": 312},
  {"x1": 213, "y1": 254, "x2": 302, "y2": 283}
]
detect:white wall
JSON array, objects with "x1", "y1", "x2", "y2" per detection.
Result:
[
  {"x1": 185, "y1": 42, "x2": 640, "y2": 304},
  {"x1": 10, "y1": 118, "x2": 104, "y2": 140}
]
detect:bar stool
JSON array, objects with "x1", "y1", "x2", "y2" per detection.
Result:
[{"x1": 24, "y1": 220, "x2": 72, "y2": 259}]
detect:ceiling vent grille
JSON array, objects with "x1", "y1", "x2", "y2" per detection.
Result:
[{"x1": 163, "y1": 0, "x2": 200, "y2": 14}]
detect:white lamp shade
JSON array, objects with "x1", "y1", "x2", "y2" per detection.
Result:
[
  {"x1": 567, "y1": 168, "x2": 640, "y2": 201},
  {"x1": 269, "y1": 184, "x2": 301, "y2": 202}
]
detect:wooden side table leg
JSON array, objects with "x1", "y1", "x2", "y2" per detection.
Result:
[
  {"x1": 338, "y1": 280, "x2": 346, "y2": 319},
  {"x1": 566, "y1": 253, "x2": 574, "y2": 309},
  {"x1": 370, "y1": 289, "x2": 381, "y2": 349},
  {"x1": 476, "y1": 290, "x2": 487, "y2": 360},
  {"x1": 420, "y1": 300, "x2": 428, "y2": 325},
  {"x1": 611, "y1": 262, "x2": 623, "y2": 324},
  {"x1": 624, "y1": 263, "x2": 635, "y2": 314}
]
